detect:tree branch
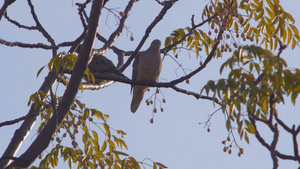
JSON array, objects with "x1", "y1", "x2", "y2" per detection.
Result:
[
  {"x1": 120, "y1": 1, "x2": 177, "y2": 72},
  {"x1": 27, "y1": 0, "x2": 56, "y2": 49},
  {"x1": 161, "y1": 14, "x2": 218, "y2": 54},
  {"x1": 4, "y1": 12, "x2": 38, "y2": 30},
  {"x1": 292, "y1": 125, "x2": 300, "y2": 163},
  {"x1": 171, "y1": 85, "x2": 222, "y2": 105},
  {"x1": 0, "y1": 0, "x2": 16, "y2": 22},
  {"x1": 7, "y1": 0, "x2": 105, "y2": 168},
  {"x1": 270, "y1": 124, "x2": 279, "y2": 169},
  {"x1": 0, "y1": 111, "x2": 40, "y2": 128}
]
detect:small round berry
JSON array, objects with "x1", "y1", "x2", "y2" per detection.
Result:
[
  {"x1": 186, "y1": 79, "x2": 190, "y2": 84},
  {"x1": 150, "y1": 118, "x2": 155, "y2": 124},
  {"x1": 130, "y1": 36, "x2": 134, "y2": 41},
  {"x1": 56, "y1": 137, "x2": 61, "y2": 143},
  {"x1": 119, "y1": 11, "x2": 125, "y2": 16},
  {"x1": 239, "y1": 148, "x2": 244, "y2": 154}
]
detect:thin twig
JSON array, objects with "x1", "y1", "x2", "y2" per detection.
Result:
[
  {"x1": 4, "y1": 12, "x2": 38, "y2": 30},
  {"x1": 120, "y1": 1, "x2": 177, "y2": 72}
]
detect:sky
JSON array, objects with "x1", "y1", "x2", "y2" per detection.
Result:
[{"x1": 0, "y1": 0, "x2": 300, "y2": 168}]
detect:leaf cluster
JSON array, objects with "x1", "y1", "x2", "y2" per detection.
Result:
[{"x1": 201, "y1": 45, "x2": 300, "y2": 144}]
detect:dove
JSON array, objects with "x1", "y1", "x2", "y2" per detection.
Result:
[
  {"x1": 84, "y1": 54, "x2": 127, "y2": 84},
  {"x1": 131, "y1": 39, "x2": 162, "y2": 113}
]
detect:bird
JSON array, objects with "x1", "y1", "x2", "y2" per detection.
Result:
[
  {"x1": 131, "y1": 39, "x2": 163, "y2": 113},
  {"x1": 83, "y1": 54, "x2": 127, "y2": 84}
]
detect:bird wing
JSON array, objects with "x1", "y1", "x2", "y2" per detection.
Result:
[{"x1": 130, "y1": 39, "x2": 162, "y2": 113}]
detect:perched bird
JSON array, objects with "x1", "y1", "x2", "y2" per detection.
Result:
[
  {"x1": 84, "y1": 54, "x2": 127, "y2": 84},
  {"x1": 131, "y1": 39, "x2": 163, "y2": 113}
]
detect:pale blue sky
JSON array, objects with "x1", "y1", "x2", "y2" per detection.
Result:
[{"x1": 1, "y1": 0, "x2": 300, "y2": 168}]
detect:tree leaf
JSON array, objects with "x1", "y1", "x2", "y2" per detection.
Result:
[{"x1": 245, "y1": 120, "x2": 256, "y2": 134}]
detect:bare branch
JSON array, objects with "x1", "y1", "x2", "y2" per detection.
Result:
[
  {"x1": 171, "y1": 86, "x2": 222, "y2": 105},
  {"x1": 0, "y1": 38, "x2": 83, "y2": 50},
  {"x1": 0, "y1": 38, "x2": 55, "y2": 49},
  {"x1": 0, "y1": 0, "x2": 16, "y2": 22},
  {"x1": 270, "y1": 124, "x2": 279, "y2": 169},
  {"x1": 94, "y1": 0, "x2": 137, "y2": 56},
  {"x1": 27, "y1": 0, "x2": 56, "y2": 49},
  {"x1": 274, "y1": 112, "x2": 292, "y2": 133},
  {"x1": 0, "y1": 111, "x2": 39, "y2": 128},
  {"x1": 96, "y1": 34, "x2": 131, "y2": 68},
  {"x1": 292, "y1": 125, "x2": 300, "y2": 163},
  {"x1": 4, "y1": 12, "x2": 37, "y2": 30},
  {"x1": 7, "y1": 0, "x2": 105, "y2": 167},
  {"x1": 120, "y1": 1, "x2": 177, "y2": 72}
]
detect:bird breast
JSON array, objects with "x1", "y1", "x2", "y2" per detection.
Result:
[{"x1": 136, "y1": 52, "x2": 162, "y2": 82}]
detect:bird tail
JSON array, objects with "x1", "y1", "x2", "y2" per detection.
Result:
[{"x1": 131, "y1": 86, "x2": 147, "y2": 113}]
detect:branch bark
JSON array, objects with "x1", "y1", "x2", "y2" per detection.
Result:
[
  {"x1": 6, "y1": 0, "x2": 104, "y2": 167},
  {"x1": 0, "y1": 0, "x2": 16, "y2": 22},
  {"x1": 120, "y1": 1, "x2": 177, "y2": 72}
]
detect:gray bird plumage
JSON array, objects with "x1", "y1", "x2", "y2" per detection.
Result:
[
  {"x1": 131, "y1": 39, "x2": 163, "y2": 113},
  {"x1": 84, "y1": 54, "x2": 127, "y2": 84}
]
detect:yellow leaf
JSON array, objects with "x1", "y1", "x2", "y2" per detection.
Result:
[
  {"x1": 101, "y1": 141, "x2": 107, "y2": 152},
  {"x1": 245, "y1": 120, "x2": 256, "y2": 134},
  {"x1": 281, "y1": 26, "x2": 287, "y2": 43},
  {"x1": 243, "y1": 24, "x2": 250, "y2": 34},
  {"x1": 256, "y1": 10, "x2": 264, "y2": 20},
  {"x1": 156, "y1": 162, "x2": 168, "y2": 168},
  {"x1": 164, "y1": 37, "x2": 171, "y2": 47},
  {"x1": 234, "y1": 22, "x2": 239, "y2": 34},
  {"x1": 36, "y1": 65, "x2": 45, "y2": 78},
  {"x1": 92, "y1": 130, "x2": 98, "y2": 141},
  {"x1": 292, "y1": 38, "x2": 297, "y2": 49},
  {"x1": 290, "y1": 24, "x2": 299, "y2": 36},
  {"x1": 287, "y1": 27, "x2": 293, "y2": 46},
  {"x1": 245, "y1": 131, "x2": 250, "y2": 144},
  {"x1": 266, "y1": 0, "x2": 274, "y2": 11},
  {"x1": 266, "y1": 7, "x2": 274, "y2": 20},
  {"x1": 103, "y1": 123, "x2": 111, "y2": 139}
]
